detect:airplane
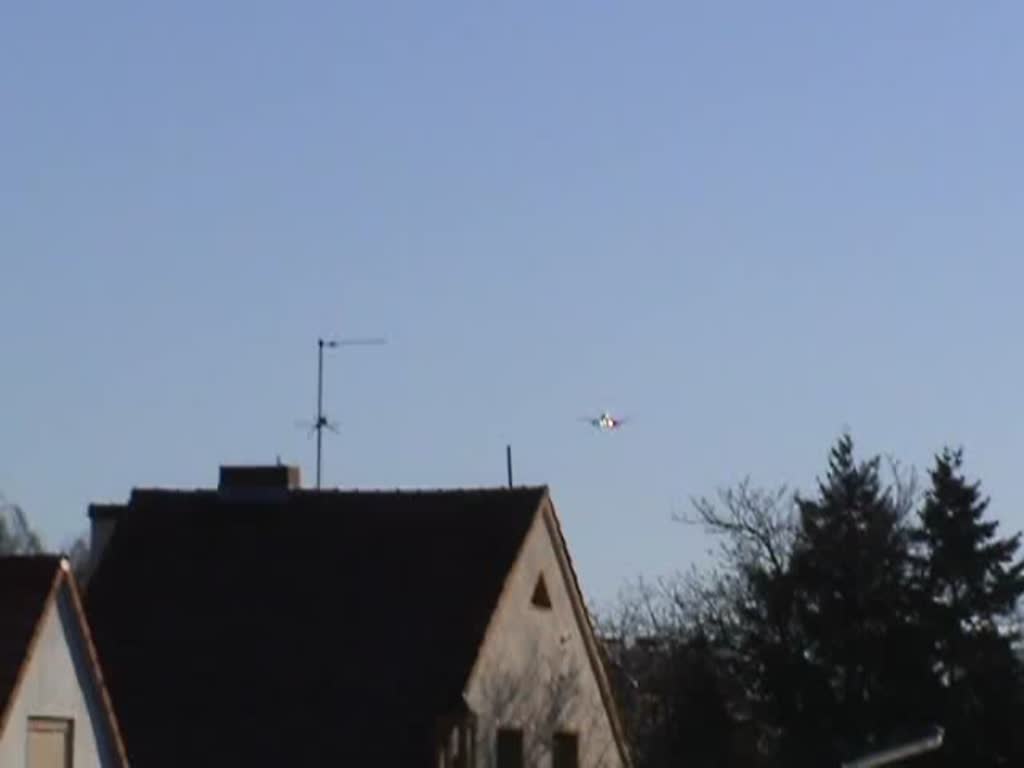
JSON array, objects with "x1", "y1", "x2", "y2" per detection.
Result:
[{"x1": 581, "y1": 412, "x2": 629, "y2": 432}]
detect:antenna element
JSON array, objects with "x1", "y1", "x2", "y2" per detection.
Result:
[{"x1": 313, "y1": 336, "x2": 386, "y2": 489}]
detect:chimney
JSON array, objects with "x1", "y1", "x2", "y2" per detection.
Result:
[
  {"x1": 86, "y1": 503, "x2": 126, "y2": 586},
  {"x1": 218, "y1": 464, "x2": 301, "y2": 501}
]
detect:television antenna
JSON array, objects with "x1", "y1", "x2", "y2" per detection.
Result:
[{"x1": 306, "y1": 336, "x2": 386, "y2": 489}]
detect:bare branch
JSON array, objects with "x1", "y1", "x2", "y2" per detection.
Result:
[
  {"x1": 884, "y1": 454, "x2": 920, "y2": 520},
  {"x1": 0, "y1": 493, "x2": 43, "y2": 555},
  {"x1": 677, "y1": 480, "x2": 796, "y2": 579}
]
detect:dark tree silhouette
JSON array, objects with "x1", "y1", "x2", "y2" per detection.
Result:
[
  {"x1": 912, "y1": 448, "x2": 1024, "y2": 766},
  {"x1": 0, "y1": 494, "x2": 43, "y2": 555},
  {"x1": 604, "y1": 434, "x2": 1024, "y2": 768},
  {"x1": 784, "y1": 434, "x2": 933, "y2": 766}
]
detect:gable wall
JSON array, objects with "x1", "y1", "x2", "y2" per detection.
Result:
[
  {"x1": 0, "y1": 583, "x2": 121, "y2": 768},
  {"x1": 465, "y1": 502, "x2": 625, "y2": 768}
]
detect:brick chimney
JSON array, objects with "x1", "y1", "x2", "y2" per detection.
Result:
[{"x1": 218, "y1": 464, "x2": 301, "y2": 501}]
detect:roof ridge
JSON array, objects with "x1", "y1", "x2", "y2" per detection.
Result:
[
  {"x1": 125, "y1": 484, "x2": 549, "y2": 496},
  {"x1": 0, "y1": 553, "x2": 63, "y2": 563},
  {"x1": 293, "y1": 484, "x2": 549, "y2": 494},
  {"x1": 131, "y1": 488, "x2": 218, "y2": 495}
]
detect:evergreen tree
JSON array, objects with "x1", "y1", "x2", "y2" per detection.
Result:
[
  {"x1": 619, "y1": 437, "x2": 1024, "y2": 767},
  {"x1": 913, "y1": 448, "x2": 1024, "y2": 766},
  {"x1": 784, "y1": 434, "x2": 932, "y2": 766}
]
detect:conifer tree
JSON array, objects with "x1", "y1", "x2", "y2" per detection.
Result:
[
  {"x1": 913, "y1": 448, "x2": 1024, "y2": 765},
  {"x1": 785, "y1": 434, "x2": 931, "y2": 765}
]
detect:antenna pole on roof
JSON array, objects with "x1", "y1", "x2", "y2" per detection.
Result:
[
  {"x1": 506, "y1": 444, "x2": 513, "y2": 488},
  {"x1": 313, "y1": 335, "x2": 386, "y2": 490}
]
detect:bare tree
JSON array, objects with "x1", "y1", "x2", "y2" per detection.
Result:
[
  {"x1": 592, "y1": 482, "x2": 800, "y2": 767},
  {"x1": 599, "y1": 580, "x2": 763, "y2": 768},
  {"x1": 682, "y1": 480, "x2": 796, "y2": 579},
  {"x1": 0, "y1": 493, "x2": 43, "y2": 554},
  {"x1": 681, "y1": 460, "x2": 916, "y2": 579}
]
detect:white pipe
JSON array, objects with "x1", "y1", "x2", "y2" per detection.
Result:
[{"x1": 841, "y1": 727, "x2": 944, "y2": 768}]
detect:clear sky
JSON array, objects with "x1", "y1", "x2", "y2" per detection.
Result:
[{"x1": 3, "y1": 2, "x2": 1024, "y2": 605}]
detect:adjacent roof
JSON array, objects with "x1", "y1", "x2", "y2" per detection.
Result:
[
  {"x1": 85, "y1": 485, "x2": 548, "y2": 766},
  {"x1": 0, "y1": 555, "x2": 128, "y2": 766}
]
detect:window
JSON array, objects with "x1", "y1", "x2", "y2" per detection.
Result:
[
  {"x1": 28, "y1": 718, "x2": 73, "y2": 768},
  {"x1": 450, "y1": 719, "x2": 475, "y2": 768},
  {"x1": 553, "y1": 732, "x2": 579, "y2": 768},
  {"x1": 436, "y1": 720, "x2": 475, "y2": 765},
  {"x1": 496, "y1": 728, "x2": 523, "y2": 768},
  {"x1": 530, "y1": 574, "x2": 552, "y2": 610}
]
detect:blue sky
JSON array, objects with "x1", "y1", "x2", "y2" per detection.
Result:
[{"x1": 3, "y1": 2, "x2": 1024, "y2": 604}]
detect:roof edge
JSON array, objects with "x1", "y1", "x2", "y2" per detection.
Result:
[
  {"x1": 541, "y1": 495, "x2": 634, "y2": 767},
  {"x1": 61, "y1": 559, "x2": 131, "y2": 766},
  {"x1": 105, "y1": 484, "x2": 550, "y2": 507},
  {"x1": 0, "y1": 557, "x2": 63, "y2": 739}
]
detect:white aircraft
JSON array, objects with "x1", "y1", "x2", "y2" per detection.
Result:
[{"x1": 580, "y1": 412, "x2": 629, "y2": 432}]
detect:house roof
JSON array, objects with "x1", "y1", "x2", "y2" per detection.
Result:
[
  {"x1": 85, "y1": 484, "x2": 548, "y2": 766},
  {"x1": 0, "y1": 555, "x2": 63, "y2": 725},
  {"x1": 0, "y1": 555, "x2": 128, "y2": 765}
]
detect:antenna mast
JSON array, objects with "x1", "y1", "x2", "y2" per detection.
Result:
[{"x1": 314, "y1": 335, "x2": 386, "y2": 489}]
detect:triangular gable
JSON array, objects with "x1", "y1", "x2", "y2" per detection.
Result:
[
  {"x1": 0, "y1": 558, "x2": 61, "y2": 731},
  {"x1": 464, "y1": 491, "x2": 633, "y2": 766},
  {"x1": 0, "y1": 558, "x2": 128, "y2": 766}
]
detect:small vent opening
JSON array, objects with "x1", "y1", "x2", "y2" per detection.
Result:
[{"x1": 531, "y1": 574, "x2": 552, "y2": 609}]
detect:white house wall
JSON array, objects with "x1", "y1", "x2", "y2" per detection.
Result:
[
  {"x1": 465, "y1": 502, "x2": 625, "y2": 768},
  {"x1": 0, "y1": 583, "x2": 121, "y2": 767}
]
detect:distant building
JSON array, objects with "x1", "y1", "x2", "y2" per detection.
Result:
[
  {"x1": 0, "y1": 555, "x2": 127, "y2": 768},
  {"x1": 84, "y1": 465, "x2": 630, "y2": 767}
]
